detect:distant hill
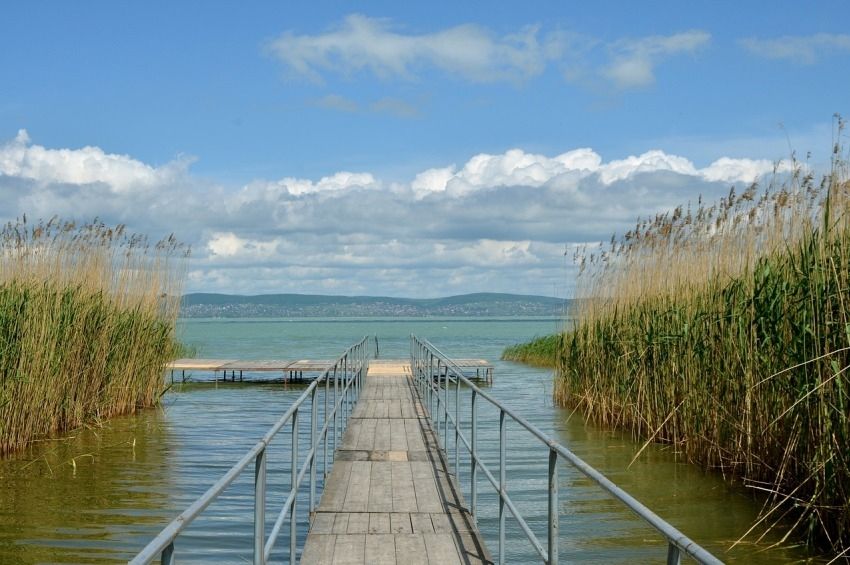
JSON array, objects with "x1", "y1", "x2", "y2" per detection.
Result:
[{"x1": 180, "y1": 292, "x2": 569, "y2": 318}]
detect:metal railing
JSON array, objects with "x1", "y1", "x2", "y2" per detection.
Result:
[
  {"x1": 410, "y1": 336, "x2": 724, "y2": 565},
  {"x1": 131, "y1": 337, "x2": 372, "y2": 565}
]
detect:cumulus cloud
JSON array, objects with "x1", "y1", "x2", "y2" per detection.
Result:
[
  {"x1": 740, "y1": 33, "x2": 850, "y2": 64},
  {"x1": 0, "y1": 130, "x2": 796, "y2": 296},
  {"x1": 603, "y1": 30, "x2": 711, "y2": 88},
  {"x1": 410, "y1": 147, "x2": 785, "y2": 196},
  {"x1": 268, "y1": 14, "x2": 555, "y2": 83},
  {"x1": 0, "y1": 129, "x2": 191, "y2": 192}
]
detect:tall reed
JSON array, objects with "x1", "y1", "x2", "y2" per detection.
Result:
[
  {"x1": 555, "y1": 117, "x2": 850, "y2": 553},
  {"x1": 0, "y1": 217, "x2": 188, "y2": 454}
]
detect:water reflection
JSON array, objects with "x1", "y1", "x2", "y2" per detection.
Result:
[{"x1": 0, "y1": 411, "x2": 174, "y2": 563}]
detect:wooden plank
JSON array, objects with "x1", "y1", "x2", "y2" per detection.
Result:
[
  {"x1": 423, "y1": 533, "x2": 462, "y2": 565},
  {"x1": 368, "y1": 461, "x2": 393, "y2": 512},
  {"x1": 318, "y1": 461, "x2": 352, "y2": 511},
  {"x1": 332, "y1": 534, "x2": 366, "y2": 565},
  {"x1": 411, "y1": 461, "x2": 444, "y2": 513},
  {"x1": 390, "y1": 512, "x2": 412, "y2": 534},
  {"x1": 410, "y1": 513, "x2": 434, "y2": 534},
  {"x1": 306, "y1": 361, "x2": 492, "y2": 565},
  {"x1": 355, "y1": 418, "x2": 377, "y2": 451},
  {"x1": 333, "y1": 513, "x2": 350, "y2": 534},
  {"x1": 368, "y1": 512, "x2": 391, "y2": 534},
  {"x1": 311, "y1": 513, "x2": 336, "y2": 534},
  {"x1": 365, "y1": 534, "x2": 397, "y2": 565},
  {"x1": 391, "y1": 461, "x2": 418, "y2": 512},
  {"x1": 301, "y1": 534, "x2": 336, "y2": 564},
  {"x1": 374, "y1": 419, "x2": 391, "y2": 451},
  {"x1": 342, "y1": 461, "x2": 371, "y2": 512},
  {"x1": 347, "y1": 512, "x2": 369, "y2": 534},
  {"x1": 394, "y1": 534, "x2": 428, "y2": 565}
]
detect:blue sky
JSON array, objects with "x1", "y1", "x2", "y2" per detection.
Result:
[{"x1": 1, "y1": 1, "x2": 848, "y2": 297}]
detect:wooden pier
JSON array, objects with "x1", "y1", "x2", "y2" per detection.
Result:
[
  {"x1": 166, "y1": 357, "x2": 494, "y2": 384},
  {"x1": 300, "y1": 360, "x2": 492, "y2": 564}
]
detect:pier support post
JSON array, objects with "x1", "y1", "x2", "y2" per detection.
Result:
[{"x1": 254, "y1": 448, "x2": 267, "y2": 565}]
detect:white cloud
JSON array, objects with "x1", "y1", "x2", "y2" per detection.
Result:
[
  {"x1": 603, "y1": 30, "x2": 711, "y2": 88},
  {"x1": 410, "y1": 147, "x2": 783, "y2": 194},
  {"x1": 312, "y1": 94, "x2": 359, "y2": 112},
  {"x1": 741, "y1": 33, "x2": 850, "y2": 64},
  {"x1": 269, "y1": 16, "x2": 710, "y2": 93},
  {"x1": 268, "y1": 14, "x2": 555, "y2": 83},
  {"x1": 0, "y1": 130, "x2": 803, "y2": 296},
  {"x1": 0, "y1": 129, "x2": 190, "y2": 193}
]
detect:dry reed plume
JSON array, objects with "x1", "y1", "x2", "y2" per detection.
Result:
[
  {"x1": 0, "y1": 217, "x2": 188, "y2": 454},
  {"x1": 556, "y1": 116, "x2": 850, "y2": 555}
]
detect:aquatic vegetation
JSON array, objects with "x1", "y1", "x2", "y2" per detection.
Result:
[
  {"x1": 0, "y1": 217, "x2": 187, "y2": 454},
  {"x1": 502, "y1": 333, "x2": 561, "y2": 367},
  {"x1": 555, "y1": 117, "x2": 850, "y2": 554}
]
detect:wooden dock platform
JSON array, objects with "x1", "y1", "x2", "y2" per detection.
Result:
[
  {"x1": 166, "y1": 357, "x2": 494, "y2": 383},
  {"x1": 300, "y1": 360, "x2": 492, "y2": 564}
]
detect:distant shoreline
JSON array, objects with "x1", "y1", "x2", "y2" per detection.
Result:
[{"x1": 180, "y1": 292, "x2": 571, "y2": 319}]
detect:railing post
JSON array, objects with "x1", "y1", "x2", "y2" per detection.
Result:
[
  {"x1": 254, "y1": 447, "x2": 267, "y2": 565},
  {"x1": 548, "y1": 448, "x2": 559, "y2": 565},
  {"x1": 435, "y1": 360, "x2": 442, "y2": 441},
  {"x1": 161, "y1": 542, "x2": 174, "y2": 565},
  {"x1": 324, "y1": 371, "x2": 330, "y2": 479},
  {"x1": 310, "y1": 386, "x2": 318, "y2": 514},
  {"x1": 290, "y1": 409, "x2": 299, "y2": 564},
  {"x1": 667, "y1": 543, "x2": 681, "y2": 565},
  {"x1": 333, "y1": 366, "x2": 338, "y2": 455},
  {"x1": 499, "y1": 409, "x2": 506, "y2": 565},
  {"x1": 454, "y1": 374, "x2": 460, "y2": 476},
  {"x1": 470, "y1": 389, "x2": 478, "y2": 521},
  {"x1": 443, "y1": 365, "x2": 448, "y2": 449}
]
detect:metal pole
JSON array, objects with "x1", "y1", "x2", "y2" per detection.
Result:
[
  {"x1": 443, "y1": 365, "x2": 448, "y2": 449},
  {"x1": 667, "y1": 543, "x2": 681, "y2": 565},
  {"x1": 471, "y1": 390, "x2": 478, "y2": 521},
  {"x1": 435, "y1": 360, "x2": 442, "y2": 442},
  {"x1": 454, "y1": 375, "x2": 460, "y2": 476},
  {"x1": 324, "y1": 371, "x2": 329, "y2": 479},
  {"x1": 499, "y1": 409, "x2": 506, "y2": 565},
  {"x1": 333, "y1": 366, "x2": 338, "y2": 455},
  {"x1": 254, "y1": 448, "x2": 267, "y2": 565},
  {"x1": 290, "y1": 409, "x2": 299, "y2": 564},
  {"x1": 548, "y1": 448, "x2": 559, "y2": 565},
  {"x1": 310, "y1": 386, "x2": 318, "y2": 514},
  {"x1": 161, "y1": 542, "x2": 174, "y2": 565}
]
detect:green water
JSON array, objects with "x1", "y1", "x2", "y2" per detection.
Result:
[{"x1": 0, "y1": 317, "x2": 822, "y2": 563}]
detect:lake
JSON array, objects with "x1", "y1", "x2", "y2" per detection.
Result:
[{"x1": 0, "y1": 317, "x2": 820, "y2": 563}]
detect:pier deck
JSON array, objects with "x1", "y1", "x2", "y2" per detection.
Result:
[
  {"x1": 166, "y1": 357, "x2": 494, "y2": 383},
  {"x1": 301, "y1": 360, "x2": 491, "y2": 564}
]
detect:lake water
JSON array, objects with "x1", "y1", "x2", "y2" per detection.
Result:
[{"x1": 0, "y1": 317, "x2": 821, "y2": 563}]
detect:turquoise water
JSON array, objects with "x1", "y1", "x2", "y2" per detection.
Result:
[{"x1": 0, "y1": 317, "x2": 820, "y2": 563}]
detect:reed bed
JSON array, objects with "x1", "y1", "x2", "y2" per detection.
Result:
[
  {"x1": 502, "y1": 334, "x2": 562, "y2": 367},
  {"x1": 0, "y1": 217, "x2": 187, "y2": 454},
  {"x1": 555, "y1": 118, "x2": 850, "y2": 554}
]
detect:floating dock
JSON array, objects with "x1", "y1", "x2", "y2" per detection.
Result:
[
  {"x1": 300, "y1": 360, "x2": 491, "y2": 564},
  {"x1": 166, "y1": 358, "x2": 493, "y2": 384}
]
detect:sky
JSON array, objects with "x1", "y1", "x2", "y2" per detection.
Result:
[{"x1": 1, "y1": 1, "x2": 848, "y2": 298}]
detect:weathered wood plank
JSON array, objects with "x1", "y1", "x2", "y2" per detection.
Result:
[
  {"x1": 365, "y1": 533, "x2": 397, "y2": 565},
  {"x1": 332, "y1": 534, "x2": 366, "y2": 565},
  {"x1": 394, "y1": 534, "x2": 429, "y2": 565},
  {"x1": 423, "y1": 533, "x2": 462, "y2": 565},
  {"x1": 306, "y1": 361, "x2": 492, "y2": 565},
  {"x1": 301, "y1": 533, "x2": 336, "y2": 564}
]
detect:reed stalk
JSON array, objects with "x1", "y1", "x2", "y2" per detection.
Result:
[
  {"x1": 0, "y1": 217, "x2": 188, "y2": 454},
  {"x1": 555, "y1": 116, "x2": 850, "y2": 553}
]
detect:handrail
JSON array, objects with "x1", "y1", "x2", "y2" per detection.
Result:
[
  {"x1": 410, "y1": 335, "x2": 724, "y2": 565},
  {"x1": 130, "y1": 336, "x2": 373, "y2": 565}
]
